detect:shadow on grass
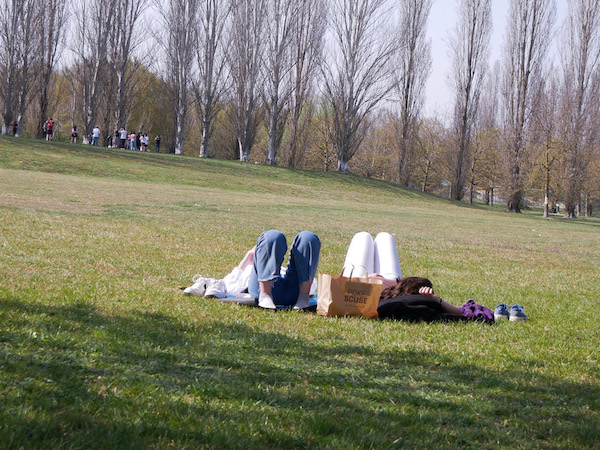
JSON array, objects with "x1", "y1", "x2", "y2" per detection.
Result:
[{"x1": 1, "y1": 297, "x2": 598, "y2": 448}]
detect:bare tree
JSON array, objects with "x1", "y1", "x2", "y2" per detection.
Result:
[
  {"x1": 474, "y1": 59, "x2": 503, "y2": 205},
  {"x1": 395, "y1": 0, "x2": 432, "y2": 186},
  {"x1": 447, "y1": 0, "x2": 491, "y2": 200},
  {"x1": 227, "y1": 0, "x2": 267, "y2": 161},
  {"x1": 263, "y1": 0, "x2": 297, "y2": 165},
  {"x1": 36, "y1": 0, "x2": 68, "y2": 139},
  {"x1": 111, "y1": 0, "x2": 148, "y2": 133},
  {"x1": 13, "y1": 0, "x2": 38, "y2": 137},
  {"x1": 501, "y1": 0, "x2": 555, "y2": 212},
  {"x1": 286, "y1": 0, "x2": 326, "y2": 168},
  {"x1": 559, "y1": 0, "x2": 600, "y2": 218},
  {"x1": 194, "y1": 0, "x2": 231, "y2": 158},
  {"x1": 160, "y1": 0, "x2": 198, "y2": 154},
  {"x1": 0, "y1": 0, "x2": 23, "y2": 134},
  {"x1": 528, "y1": 71, "x2": 561, "y2": 218},
  {"x1": 322, "y1": 0, "x2": 397, "y2": 172},
  {"x1": 72, "y1": 0, "x2": 118, "y2": 144},
  {"x1": 0, "y1": 0, "x2": 45, "y2": 137}
]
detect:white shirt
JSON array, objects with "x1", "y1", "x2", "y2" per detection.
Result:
[{"x1": 92, "y1": 127, "x2": 101, "y2": 138}]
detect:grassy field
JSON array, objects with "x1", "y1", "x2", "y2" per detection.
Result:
[{"x1": 0, "y1": 136, "x2": 598, "y2": 449}]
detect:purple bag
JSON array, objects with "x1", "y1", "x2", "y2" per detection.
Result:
[{"x1": 460, "y1": 299, "x2": 494, "y2": 324}]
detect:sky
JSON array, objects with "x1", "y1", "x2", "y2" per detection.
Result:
[{"x1": 424, "y1": 0, "x2": 569, "y2": 119}]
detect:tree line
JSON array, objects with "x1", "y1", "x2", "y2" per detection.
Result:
[{"x1": 1, "y1": 0, "x2": 598, "y2": 217}]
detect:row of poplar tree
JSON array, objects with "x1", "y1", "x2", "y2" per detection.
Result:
[{"x1": 1, "y1": 0, "x2": 598, "y2": 217}]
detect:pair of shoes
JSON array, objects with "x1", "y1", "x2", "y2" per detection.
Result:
[
  {"x1": 183, "y1": 275, "x2": 227, "y2": 299},
  {"x1": 183, "y1": 274, "x2": 209, "y2": 296},
  {"x1": 494, "y1": 303, "x2": 529, "y2": 321}
]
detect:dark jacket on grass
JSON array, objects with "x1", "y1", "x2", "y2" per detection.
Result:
[{"x1": 377, "y1": 295, "x2": 465, "y2": 323}]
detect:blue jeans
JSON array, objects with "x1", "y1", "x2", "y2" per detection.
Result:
[{"x1": 248, "y1": 230, "x2": 321, "y2": 306}]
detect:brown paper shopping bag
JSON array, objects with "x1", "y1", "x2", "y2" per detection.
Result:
[{"x1": 317, "y1": 270, "x2": 383, "y2": 318}]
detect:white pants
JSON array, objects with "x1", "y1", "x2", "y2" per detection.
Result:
[{"x1": 342, "y1": 232, "x2": 402, "y2": 280}]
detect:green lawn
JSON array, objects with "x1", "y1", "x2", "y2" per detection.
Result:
[{"x1": 1, "y1": 136, "x2": 598, "y2": 448}]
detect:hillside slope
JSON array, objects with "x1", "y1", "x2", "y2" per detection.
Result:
[{"x1": 1, "y1": 137, "x2": 598, "y2": 448}]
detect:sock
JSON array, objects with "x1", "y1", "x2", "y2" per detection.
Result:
[{"x1": 258, "y1": 292, "x2": 276, "y2": 309}]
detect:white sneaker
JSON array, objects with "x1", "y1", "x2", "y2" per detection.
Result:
[
  {"x1": 204, "y1": 279, "x2": 227, "y2": 299},
  {"x1": 183, "y1": 275, "x2": 209, "y2": 296},
  {"x1": 258, "y1": 293, "x2": 276, "y2": 309}
]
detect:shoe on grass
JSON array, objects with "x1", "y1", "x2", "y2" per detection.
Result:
[
  {"x1": 258, "y1": 293, "x2": 276, "y2": 310},
  {"x1": 509, "y1": 304, "x2": 528, "y2": 321},
  {"x1": 204, "y1": 279, "x2": 227, "y2": 299},
  {"x1": 494, "y1": 303, "x2": 509, "y2": 320},
  {"x1": 183, "y1": 275, "x2": 209, "y2": 296}
]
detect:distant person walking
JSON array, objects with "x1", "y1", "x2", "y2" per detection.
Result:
[
  {"x1": 11, "y1": 120, "x2": 17, "y2": 136},
  {"x1": 91, "y1": 126, "x2": 101, "y2": 146},
  {"x1": 155, "y1": 135, "x2": 161, "y2": 153},
  {"x1": 45, "y1": 118, "x2": 55, "y2": 140},
  {"x1": 71, "y1": 125, "x2": 78, "y2": 143}
]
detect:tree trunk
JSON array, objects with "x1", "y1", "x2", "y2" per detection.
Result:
[
  {"x1": 585, "y1": 193, "x2": 592, "y2": 217},
  {"x1": 398, "y1": 118, "x2": 411, "y2": 185},
  {"x1": 115, "y1": 69, "x2": 127, "y2": 131},
  {"x1": 469, "y1": 182, "x2": 474, "y2": 204},
  {"x1": 507, "y1": 190, "x2": 522, "y2": 213},
  {"x1": 288, "y1": 117, "x2": 298, "y2": 168},
  {"x1": 84, "y1": 55, "x2": 104, "y2": 144},
  {"x1": 266, "y1": 97, "x2": 279, "y2": 165},
  {"x1": 422, "y1": 160, "x2": 431, "y2": 192},
  {"x1": 37, "y1": 87, "x2": 49, "y2": 139},
  {"x1": 337, "y1": 158, "x2": 349, "y2": 172},
  {"x1": 2, "y1": 77, "x2": 14, "y2": 135},
  {"x1": 199, "y1": 112, "x2": 210, "y2": 158},
  {"x1": 173, "y1": 85, "x2": 187, "y2": 155},
  {"x1": 238, "y1": 137, "x2": 251, "y2": 162},
  {"x1": 507, "y1": 153, "x2": 522, "y2": 213},
  {"x1": 542, "y1": 166, "x2": 550, "y2": 218},
  {"x1": 564, "y1": 184, "x2": 578, "y2": 218}
]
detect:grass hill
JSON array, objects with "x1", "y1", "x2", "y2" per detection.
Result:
[{"x1": 1, "y1": 136, "x2": 598, "y2": 448}]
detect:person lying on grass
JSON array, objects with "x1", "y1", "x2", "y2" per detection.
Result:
[
  {"x1": 380, "y1": 276, "x2": 464, "y2": 316},
  {"x1": 184, "y1": 230, "x2": 320, "y2": 311},
  {"x1": 342, "y1": 231, "x2": 464, "y2": 316}
]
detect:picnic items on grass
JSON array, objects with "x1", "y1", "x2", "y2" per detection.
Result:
[{"x1": 317, "y1": 268, "x2": 383, "y2": 318}]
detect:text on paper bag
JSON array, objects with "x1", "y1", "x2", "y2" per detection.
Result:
[{"x1": 344, "y1": 282, "x2": 372, "y2": 304}]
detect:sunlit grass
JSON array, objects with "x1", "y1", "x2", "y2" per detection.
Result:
[{"x1": 0, "y1": 136, "x2": 598, "y2": 448}]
